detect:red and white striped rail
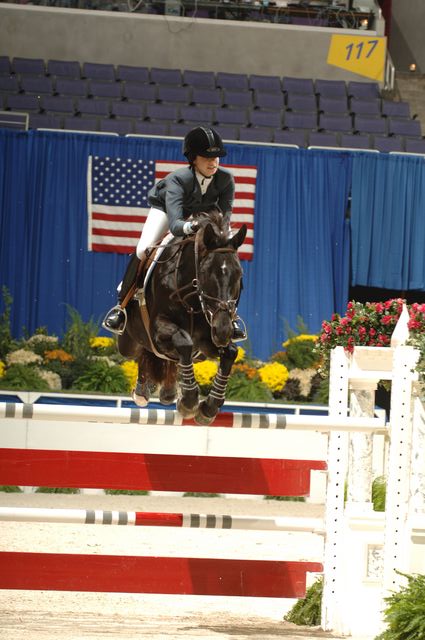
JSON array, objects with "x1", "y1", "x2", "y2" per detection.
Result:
[
  {"x1": 0, "y1": 507, "x2": 325, "y2": 533},
  {"x1": 0, "y1": 401, "x2": 387, "y2": 432}
]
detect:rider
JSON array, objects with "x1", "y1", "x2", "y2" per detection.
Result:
[{"x1": 102, "y1": 125, "x2": 247, "y2": 341}]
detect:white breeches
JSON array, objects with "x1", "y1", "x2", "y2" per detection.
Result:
[{"x1": 136, "y1": 207, "x2": 169, "y2": 260}]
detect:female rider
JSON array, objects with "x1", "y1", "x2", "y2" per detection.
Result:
[{"x1": 102, "y1": 125, "x2": 246, "y2": 341}]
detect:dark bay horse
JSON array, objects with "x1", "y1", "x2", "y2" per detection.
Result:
[{"x1": 117, "y1": 210, "x2": 247, "y2": 425}]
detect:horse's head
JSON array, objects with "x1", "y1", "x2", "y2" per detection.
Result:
[{"x1": 194, "y1": 210, "x2": 247, "y2": 348}]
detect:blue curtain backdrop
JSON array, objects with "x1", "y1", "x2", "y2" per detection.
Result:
[
  {"x1": 7, "y1": 128, "x2": 424, "y2": 360},
  {"x1": 351, "y1": 153, "x2": 425, "y2": 291}
]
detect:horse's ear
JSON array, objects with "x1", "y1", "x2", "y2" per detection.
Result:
[
  {"x1": 230, "y1": 224, "x2": 247, "y2": 250},
  {"x1": 203, "y1": 223, "x2": 220, "y2": 250}
]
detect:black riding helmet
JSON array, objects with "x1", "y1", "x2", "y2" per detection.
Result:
[{"x1": 183, "y1": 126, "x2": 227, "y2": 163}]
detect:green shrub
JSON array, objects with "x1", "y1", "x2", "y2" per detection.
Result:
[
  {"x1": 284, "y1": 577, "x2": 323, "y2": 626},
  {"x1": 0, "y1": 286, "x2": 14, "y2": 360},
  {"x1": 0, "y1": 485, "x2": 22, "y2": 492},
  {"x1": 376, "y1": 573, "x2": 425, "y2": 640},
  {"x1": 73, "y1": 360, "x2": 129, "y2": 394},
  {"x1": 285, "y1": 339, "x2": 319, "y2": 370},
  {"x1": 372, "y1": 476, "x2": 386, "y2": 512},
  {"x1": 225, "y1": 371, "x2": 273, "y2": 402},
  {"x1": 62, "y1": 306, "x2": 99, "y2": 361},
  {"x1": 265, "y1": 495, "x2": 305, "y2": 502},
  {"x1": 0, "y1": 364, "x2": 50, "y2": 391},
  {"x1": 183, "y1": 492, "x2": 220, "y2": 497},
  {"x1": 105, "y1": 489, "x2": 149, "y2": 495},
  {"x1": 35, "y1": 487, "x2": 80, "y2": 494}
]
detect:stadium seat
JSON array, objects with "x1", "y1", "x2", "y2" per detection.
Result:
[
  {"x1": 318, "y1": 96, "x2": 349, "y2": 114},
  {"x1": 372, "y1": 135, "x2": 404, "y2": 152},
  {"x1": 63, "y1": 116, "x2": 98, "y2": 132},
  {"x1": 56, "y1": 78, "x2": 89, "y2": 97},
  {"x1": 404, "y1": 137, "x2": 425, "y2": 154},
  {"x1": 223, "y1": 89, "x2": 253, "y2": 109},
  {"x1": 216, "y1": 72, "x2": 249, "y2": 91},
  {"x1": 349, "y1": 98, "x2": 381, "y2": 116},
  {"x1": 191, "y1": 87, "x2": 223, "y2": 106},
  {"x1": 99, "y1": 118, "x2": 134, "y2": 135},
  {"x1": 110, "y1": 101, "x2": 144, "y2": 119},
  {"x1": 133, "y1": 121, "x2": 170, "y2": 136},
  {"x1": 354, "y1": 114, "x2": 387, "y2": 135},
  {"x1": 76, "y1": 98, "x2": 111, "y2": 117},
  {"x1": 214, "y1": 107, "x2": 248, "y2": 126},
  {"x1": 150, "y1": 67, "x2": 182, "y2": 85},
  {"x1": 308, "y1": 131, "x2": 340, "y2": 147},
  {"x1": 239, "y1": 126, "x2": 274, "y2": 143},
  {"x1": 145, "y1": 103, "x2": 180, "y2": 122},
  {"x1": 249, "y1": 74, "x2": 282, "y2": 93},
  {"x1": 249, "y1": 109, "x2": 282, "y2": 129},
  {"x1": 82, "y1": 62, "x2": 116, "y2": 82},
  {"x1": 340, "y1": 133, "x2": 371, "y2": 149},
  {"x1": 319, "y1": 113, "x2": 353, "y2": 133},
  {"x1": 183, "y1": 70, "x2": 216, "y2": 89},
  {"x1": 387, "y1": 117, "x2": 422, "y2": 137},
  {"x1": 274, "y1": 128, "x2": 307, "y2": 147},
  {"x1": 123, "y1": 82, "x2": 157, "y2": 102},
  {"x1": 116, "y1": 65, "x2": 149, "y2": 84},
  {"x1": 282, "y1": 77, "x2": 315, "y2": 95},
  {"x1": 169, "y1": 122, "x2": 194, "y2": 137},
  {"x1": 40, "y1": 95, "x2": 76, "y2": 115},
  {"x1": 381, "y1": 100, "x2": 411, "y2": 118},
  {"x1": 286, "y1": 93, "x2": 317, "y2": 112},
  {"x1": 157, "y1": 85, "x2": 192, "y2": 104},
  {"x1": 215, "y1": 124, "x2": 239, "y2": 140},
  {"x1": 0, "y1": 76, "x2": 19, "y2": 93},
  {"x1": 253, "y1": 91, "x2": 284, "y2": 110},
  {"x1": 180, "y1": 105, "x2": 214, "y2": 124},
  {"x1": 284, "y1": 111, "x2": 317, "y2": 130},
  {"x1": 89, "y1": 81, "x2": 122, "y2": 99},
  {"x1": 6, "y1": 94, "x2": 40, "y2": 112},
  {"x1": 47, "y1": 59, "x2": 81, "y2": 79},
  {"x1": 20, "y1": 76, "x2": 55, "y2": 95},
  {"x1": 347, "y1": 81, "x2": 380, "y2": 100},
  {"x1": 315, "y1": 79, "x2": 347, "y2": 99},
  {"x1": 0, "y1": 56, "x2": 11, "y2": 75},
  {"x1": 12, "y1": 57, "x2": 45, "y2": 76},
  {"x1": 29, "y1": 113, "x2": 63, "y2": 130}
]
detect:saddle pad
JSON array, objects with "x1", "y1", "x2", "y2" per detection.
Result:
[{"x1": 143, "y1": 232, "x2": 174, "y2": 291}]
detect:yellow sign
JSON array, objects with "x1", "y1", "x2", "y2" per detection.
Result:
[{"x1": 327, "y1": 35, "x2": 386, "y2": 81}]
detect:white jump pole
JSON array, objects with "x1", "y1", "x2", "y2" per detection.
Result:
[{"x1": 0, "y1": 402, "x2": 386, "y2": 433}]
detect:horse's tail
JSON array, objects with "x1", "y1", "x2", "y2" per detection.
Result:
[{"x1": 141, "y1": 347, "x2": 177, "y2": 387}]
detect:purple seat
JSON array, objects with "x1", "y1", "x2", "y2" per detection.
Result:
[
  {"x1": 116, "y1": 65, "x2": 149, "y2": 84},
  {"x1": 56, "y1": 78, "x2": 89, "y2": 97},
  {"x1": 123, "y1": 82, "x2": 157, "y2": 102},
  {"x1": 340, "y1": 133, "x2": 371, "y2": 149},
  {"x1": 111, "y1": 101, "x2": 144, "y2": 119},
  {"x1": 253, "y1": 91, "x2": 284, "y2": 110},
  {"x1": 133, "y1": 121, "x2": 169, "y2": 136},
  {"x1": 292, "y1": 16, "x2": 327, "y2": 26},
  {"x1": 274, "y1": 129, "x2": 307, "y2": 147},
  {"x1": 350, "y1": 98, "x2": 381, "y2": 116},
  {"x1": 318, "y1": 96, "x2": 349, "y2": 114},
  {"x1": 29, "y1": 113, "x2": 63, "y2": 130},
  {"x1": 315, "y1": 79, "x2": 347, "y2": 99},
  {"x1": 82, "y1": 62, "x2": 115, "y2": 82},
  {"x1": 89, "y1": 81, "x2": 122, "y2": 99},
  {"x1": 223, "y1": 89, "x2": 253, "y2": 108},
  {"x1": 180, "y1": 105, "x2": 214, "y2": 123},
  {"x1": 99, "y1": 119, "x2": 134, "y2": 135},
  {"x1": 150, "y1": 68, "x2": 182, "y2": 86},
  {"x1": 168, "y1": 122, "x2": 193, "y2": 137},
  {"x1": 77, "y1": 98, "x2": 110, "y2": 117},
  {"x1": 47, "y1": 59, "x2": 81, "y2": 79},
  {"x1": 157, "y1": 85, "x2": 192, "y2": 104},
  {"x1": 373, "y1": 135, "x2": 404, "y2": 152},
  {"x1": 282, "y1": 77, "x2": 314, "y2": 95},
  {"x1": 404, "y1": 137, "x2": 425, "y2": 154},
  {"x1": 12, "y1": 57, "x2": 45, "y2": 76},
  {"x1": 40, "y1": 95, "x2": 76, "y2": 115},
  {"x1": 387, "y1": 117, "x2": 421, "y2": 137},
  {"x1": 63, "y1": 116, "x2": 99, "y2": 132},
  {"x1": 381, "y1": 100, "x2": 410, "y2": 118},
  {"x1": 214, "y1": 107, "x2": 248, "y2": 126},
  {"x1": 183, "y1": 70, "x2": 215, "y2": 89},
  {"x1": 216, "y1": 72, "x2": 249, "y2": 91},
  {"x1": 286, "y1": 93, "x2": 317, "y2": 112},
  {"x1": 239, "y1": 126, "x2": 274, "y2": 143},
  {"x1": 6, "y1": 94, "x2": 40, "y2": 112},
  {"x1": 319, "y1": 113, "x2": 352, "y2": 133},
  {"x1": 308, "y1": 131, "x2": 339, "y2": 147},
  {"x1": 284, "y1": 111, "x2": 317, "y2": 130},
  {"x1": 249, "y1": 74, "x2": 282, "y2": 93},
  {"x1": 20, "y1": 76, "x2": 54, "y2": 95},
  {"x1": 145, "y1": 103, "x2": 180, "y2": 122},
  {"x1": 347, "y1": 81, "x2": 380, "y2": 100},
  {"x1": 191, "y1": 87, "x2": 222, "y2": 106},
  {"x1": 0, "y1": 76, "x2": 19, "y2": 93},
  {"x1": 354, "y1": 115, "x2": 387, "y2": 135},
  {"x1": 250, "y1": 109, "x2": 282, "y2": 129},
  {"x1": 0, "y1": 56, "x2": 11, "y2": 75},
  {"x1": 215, "y1": 124, "x2": 239, "y2": 140}
]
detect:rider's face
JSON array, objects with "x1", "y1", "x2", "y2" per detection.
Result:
[{"x1": 193, "y1": 155, "x2": 219, "y2": 178}]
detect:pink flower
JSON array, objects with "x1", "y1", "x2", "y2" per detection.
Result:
[
  {"x1": 375, "y1": 303, "x2": 384, "y2": 313},
  {"x1": 381, "y1": 315, "x2": 395, "y2": 325}
]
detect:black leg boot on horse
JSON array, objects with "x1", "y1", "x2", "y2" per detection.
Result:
[{"x1": 102, "y1": 252, "x2": 148, "y2": 335}]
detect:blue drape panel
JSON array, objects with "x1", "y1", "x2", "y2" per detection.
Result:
[
  {"x1": 1, "y1": 130, "x2": 351, "y2": 360},
  {"x1": 351, "y1": 153, "x2": 425, "y2": 291}
]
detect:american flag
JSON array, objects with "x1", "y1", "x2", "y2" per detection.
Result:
[{"x1": 87, "y1": 156, "x2": 256, "y2": 260}]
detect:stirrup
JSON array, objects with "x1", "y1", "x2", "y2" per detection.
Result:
[
  {"x1": 232, "y1": 316, "x2": 248, "y2": 343},
  {"x1": 102, "y1": 305, "x2": 128, "y2": 336}
]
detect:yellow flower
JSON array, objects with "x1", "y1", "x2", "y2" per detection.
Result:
[
  {"x1": 282, "y1": 334, "x2": 317, "y2": 348},
  {"x1": 90, "y1": 336, "x2": 115, "y2": 349},
  {"x1": 258, "y1": 362, "x2": 289, "y2": 392},
  {"x1": 193, "y1": 360, "x2": 218, "y2": 386},
  {"x1": 235, "y1": 346, "x2": 245, "y2": 363},
  {"x1": 120, "y1": 361, "x2": 138, "y2": 389},
  {"x1": 0, "y1": 360, "x2": 5, "y2": 378}
]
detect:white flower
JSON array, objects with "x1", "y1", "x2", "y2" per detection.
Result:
[
  {"x1": 89, "y1": 355, "x2": 116, "y2": 367},
  {"x1": 37, "y1": 369, "x2": 62, "y2": 391},
  {"x1": 288, "y1": 368, "x2": 317, "y2": 397},
  {"x1": 6, "y1": 349, "x2": 42, "y2": 366},
  {"x1": 26, "y1": 334, "x2": 58, "y2": 346}
]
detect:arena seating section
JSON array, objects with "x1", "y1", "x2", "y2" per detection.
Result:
[{"x1": 1, "y1": 56, "x2": 424, "y2": 153}]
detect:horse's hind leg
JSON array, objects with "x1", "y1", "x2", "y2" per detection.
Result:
[
  {"x1": 195, "y1": 343, "x2": 238, "y2": 425},
  {"x1": 132, "y1": 356, "x2": 156, "y2": 407}
]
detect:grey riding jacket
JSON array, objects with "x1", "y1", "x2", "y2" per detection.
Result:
[{"x1": 147, "y1": 165, "x2": 235, "y2": 236}]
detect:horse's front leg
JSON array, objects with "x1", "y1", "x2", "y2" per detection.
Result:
[
  {"x1": 132, "y1": 355, "x2": 155, "y2": 407},
  {"x1": 195, "y1": 343, "x2": 238, "y2": 425}
]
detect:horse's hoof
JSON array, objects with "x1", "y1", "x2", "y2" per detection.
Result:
[
  {"x1": 176, "y1": 398, "x2": 197, "y2": 419},
  {"x1": 159, "y1": 386, "x2": 177, "y2": 406},
  {"x1": 194, "y1": 403, "x2": 216, "y2": 426},
  {"x1": 132, "y1": 389, "x2": 149, "y2": 407}
]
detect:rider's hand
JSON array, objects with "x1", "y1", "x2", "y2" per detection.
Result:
[{"x1": 183, "y1": 221, "x2": 199, "y2": 235}]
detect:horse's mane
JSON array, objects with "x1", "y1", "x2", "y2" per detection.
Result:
[{"x1": 192, "y1": 208, "x2": 229, "y2": 241}]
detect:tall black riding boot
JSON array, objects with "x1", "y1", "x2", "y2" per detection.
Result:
[{"x1": 102, "y1": 253, "x2": 141, "y2": 334}]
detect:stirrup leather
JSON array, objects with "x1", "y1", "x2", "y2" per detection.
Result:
[
  {"x1": 232, "y1": 316, "x2": 248, "y2": 343},
  {"x1": 102, "y1": 305, "x2": 128, "y2": 336}
]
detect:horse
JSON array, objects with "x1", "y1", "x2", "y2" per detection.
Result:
[{"x1": 117, "y1": 209, "x2": 247, "y2": 425}]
